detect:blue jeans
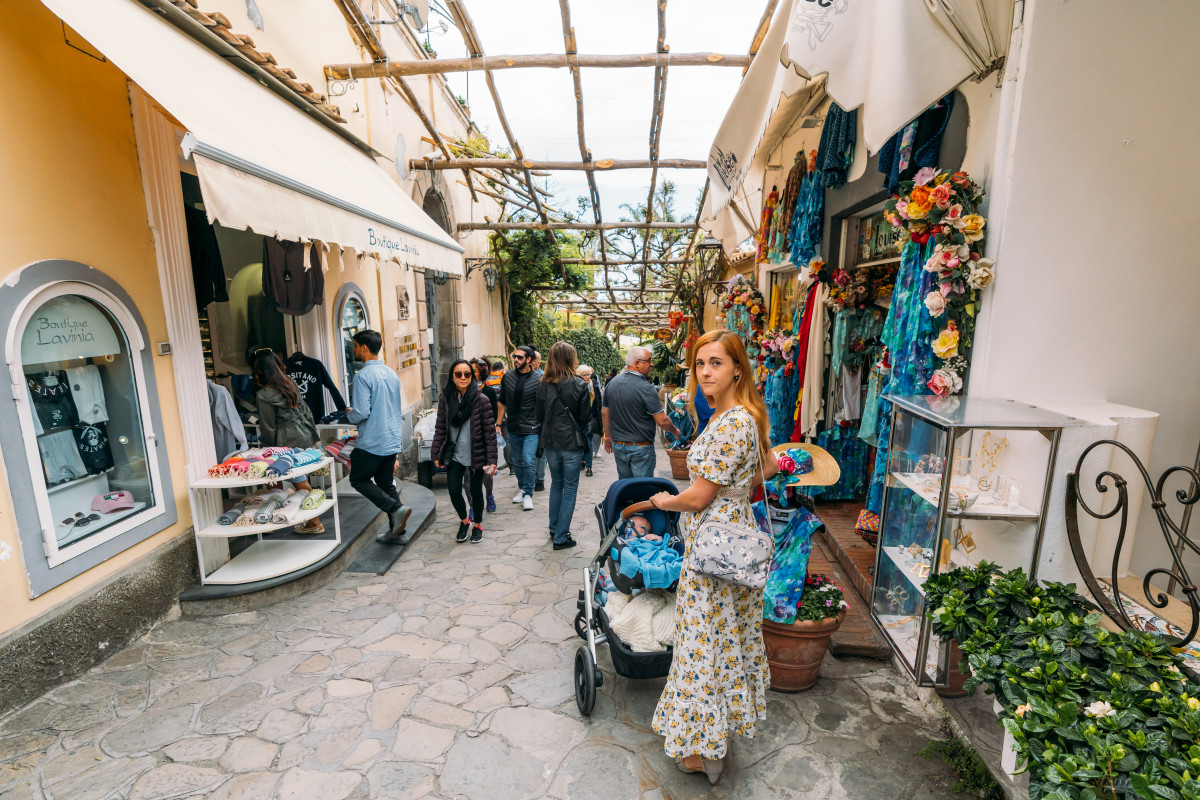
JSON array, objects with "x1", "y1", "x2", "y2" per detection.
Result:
[
  {"x1": 536, "y1": 452, "x2": 547, "y2": 485},
  {"x1": 547, "y1": 448, "x2": 584, "y2": 543},
  {"x1": 582, "y1": 433, "x2": 601, "y2": 469},
  {"x1": 613, "y1": 442, "x2": 656, "y2": 479},
  {"x1": 507, "y1": 432, "x2": 539, "y2": 496}
]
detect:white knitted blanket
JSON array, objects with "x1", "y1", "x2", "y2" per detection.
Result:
[{"x1": 605, "y1": 589, "x2": 677, "y2": 653}]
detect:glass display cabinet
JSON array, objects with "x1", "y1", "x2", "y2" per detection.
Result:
[{"x1": 869, "y1": 395, "x2": 1080, "y2": 686}]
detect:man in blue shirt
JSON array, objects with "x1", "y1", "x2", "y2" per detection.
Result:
[{"x1": 346, "y1": 330, "x2": 413, "y2": 544}]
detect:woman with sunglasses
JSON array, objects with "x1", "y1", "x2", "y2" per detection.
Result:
[
  {"x1": 252, "y1": 348, "x2": 323, "y2": 534},
  {"x1": 431, "y1": 360, "x2": 497, "y2": 543}
]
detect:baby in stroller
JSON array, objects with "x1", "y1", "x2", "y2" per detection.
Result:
[
  {"x1": 610, "y1": 507, "x2": 683, "y2": 591},
  {"x1": 623, "y1": 514, "x2": 661, "y2": 542}
]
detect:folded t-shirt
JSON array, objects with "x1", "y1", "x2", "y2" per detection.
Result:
[{"x1": 38, "y1": 430, "x2": 87, "y2": 485}]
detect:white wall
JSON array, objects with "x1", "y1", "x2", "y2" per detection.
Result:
[{"x1": 971, "y1": 0, "x2": 1200, "y2": 583}]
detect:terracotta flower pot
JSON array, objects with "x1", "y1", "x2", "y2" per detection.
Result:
[
  {"x1": 666, "y1": 448, "x2": 690, "y2": 480},
  {"x1": 762, "y1": 610, "x2": 846, "y2": 692}
]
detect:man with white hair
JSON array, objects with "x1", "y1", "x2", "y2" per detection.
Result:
[{"x1": 602, "y1": 346, "x2": 681, "y2": 479}]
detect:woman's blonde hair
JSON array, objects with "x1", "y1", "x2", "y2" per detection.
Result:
[
  {"x1": 543, "y1": 341, "x2": 580, "y2": 384},
  {"x1": 686, "y1": 330, "x2": 770, "y2": 460}
]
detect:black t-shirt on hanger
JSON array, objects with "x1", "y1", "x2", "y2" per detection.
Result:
[
  {"x1": 285, "y1": 352, "x2": 347, "y2": 423},
  {"x1": 73, "y1": 422, "x2": 115, "y2": 475},
  {"x1": 27, "y1": 371, "x2": 79, "y2": 430}
]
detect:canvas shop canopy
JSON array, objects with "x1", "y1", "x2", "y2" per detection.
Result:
[
  {"x1": 704, "y1": 0, "x2": 1014, "y2": 239},
  {"x1": 41, "y1": 0, "x2": 465, "y2": 274}
]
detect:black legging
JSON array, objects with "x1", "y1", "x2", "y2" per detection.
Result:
[{"x1": 446, "y1": 460, "x2": 485, "y2": 524}]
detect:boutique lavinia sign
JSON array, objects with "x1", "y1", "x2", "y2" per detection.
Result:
[{"x1": 21, "y1": 295, "x2": 121, "y2": 364}]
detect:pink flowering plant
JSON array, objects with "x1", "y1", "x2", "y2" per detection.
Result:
[
  {"x1": 793, "y1": 573, "x2": 849, "y2": 623},
  {"x1": 884, "y1": 169, "x2": 994, "y2": 396}
]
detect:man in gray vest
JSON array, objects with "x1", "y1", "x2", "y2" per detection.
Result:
[{"x1": 602, "y1": 346, "x2": 681, "y2": 479}]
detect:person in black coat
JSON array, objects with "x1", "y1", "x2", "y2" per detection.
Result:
[
  {"x1": 431, "y1": 360, "x2": 497, "y2": 544},
  {"x1": 535, "y1": 342, "x2": 593, "y2": 550},
  {"x1": 576, "y1": 364, "x2": 604, "y2": 477}
]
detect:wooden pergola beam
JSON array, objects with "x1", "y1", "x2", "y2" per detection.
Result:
[
  {"x1": 325, "y1": 52, "x2": 752, "y2": 80},
  {"x1": 559, "y1": 258, "x2": 688, "y2": 265},
  {"x1": 459, "y1": 221, "x2": 695, "y2": 232},
  {"x1": 444, "y1": 0, "x2": 554, "y2": 244},
  {"x1": 640, "y1": 0, "x2": 669, "y2": 277},
  {"x1": 531, "y1": 286, "x2": 677, "y2": 292},
  {"x1": 414, "y1": 158, "x2": 706, "y2": 171}
]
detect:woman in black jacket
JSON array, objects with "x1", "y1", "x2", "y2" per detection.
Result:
[
  {"x1": 535, "y1": 342, "x2": 593, "y2": 551},
  {"x1": 432, "y1": 360, "x2": 497, "y2": 544},
  {"x1": 473, "y1": 358, "x2": 500, "y2": 514}
]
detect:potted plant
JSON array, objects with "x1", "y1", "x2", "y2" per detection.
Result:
[{"x1": 762, "y1": 573, "x2": 847, "y2": 692}]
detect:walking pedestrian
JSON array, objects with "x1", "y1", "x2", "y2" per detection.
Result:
[
  {"x1": 606, "y1": 367, "x2": 620, "y2": 386},
  {"x1": 647, "y1": 330, "x2": 780, "y2": 784},
  {"x1": 531, "y1": 349, "x2": 547, "y2": 491},
  {"x1": 473, "y1": 358, "x2": 499, "y2": 513},
  {"x1": 576, "y1": 364, "x2": 603, "y2": 477},
  {"x1": 251, "y1": 348, "x2": 323, "y2": 534},
  {"x1": 496, "y1": 346, "x2": 540, "y2": 510},
  {"x1": 345, "y1": 330, "x2": 413, "y2": 544},
  {"x1": 535, "y1": 342, "x2": 592, "y2": 550},
  {"x1": 431, "y1": 360, "x2": 497, "y2": 544},
  {"x1": 601, "y1": 346, "x2": 682, "y2": 479}
]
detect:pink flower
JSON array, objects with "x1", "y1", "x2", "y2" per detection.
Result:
[
  {"x1": 777, "y1": 455, "x2": 796, "y2": 474},
  {"x1": 913, "y1": 167, "x2": 937, "y2": 186},
  {"x1": 895, "y1": 199, "x2": 910, "y2": 219},
  {"x1": 924, "y1": 291, "x2": 946, "y2": 317},
  {"x1": 931, "y1": 183, "x2": 955, "y2": 208},
  {"x1": 928, "y1": 372, "x2": 952, "y2": 396},
  {"x1": 945, "y1": 204, "x2": 964, "y2": 221},
  {"x1": 945, "y1": 257, "x2": 961, "y2": 270}
]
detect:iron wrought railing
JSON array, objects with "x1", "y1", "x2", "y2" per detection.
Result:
[{"x1": 1065, "y1": 439, "x2": 1200, "y2": 648}]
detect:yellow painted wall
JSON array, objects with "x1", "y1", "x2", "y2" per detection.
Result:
[{"x1": 0, "y1": 0, "x2": 194, "y2": 630}]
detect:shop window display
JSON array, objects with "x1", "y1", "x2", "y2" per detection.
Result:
[
  {"x1": 340, "y1": 295, "x2": 368, "y2": 404},
  {"x1": 21, "y1": 293, "x2": 156, "y2": 552}
]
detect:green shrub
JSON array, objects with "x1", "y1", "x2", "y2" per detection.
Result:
[
  {"x1": 924, "y1": 562, "x2": 1200, "y2": 800},
  {"x1": 918, "y1": 720, "x2": 1004, "y2": 798}
]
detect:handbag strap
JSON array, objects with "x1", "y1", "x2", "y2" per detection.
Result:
[
  {"x1": 695, "y1": 410, "x2": 764, "y2": 529},
  {"x1": 551, "y1": 382, "x2": 589, "y2": 444}
]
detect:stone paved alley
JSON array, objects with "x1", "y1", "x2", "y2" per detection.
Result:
[{"x1": 0, "y1": 448, "x2": 970, "y2": 800}]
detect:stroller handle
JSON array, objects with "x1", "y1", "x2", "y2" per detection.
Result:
[{"x1": 621, "y1": 500, "x2": 658, "y2": 519}]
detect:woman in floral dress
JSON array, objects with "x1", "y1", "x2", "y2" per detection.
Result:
[{"x1": 648, "y1": 330, "x2": 779, "y2": 784}]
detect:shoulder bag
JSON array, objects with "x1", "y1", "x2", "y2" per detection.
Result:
[
  {"x1": 551, "y1": 382, "x2": 590, "y2": 449},
  {"x1": 686, "y1": 423, "x2": 774, "y2": 590}
]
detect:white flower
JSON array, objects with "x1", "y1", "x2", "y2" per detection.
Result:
[
  {"x1": 932, "y1": 367, "x2": 963, "y2": 394},
  {"x1": 924, "y1": 291, "x2": 947, "y2": 318},
  {"x1": 0, "y1": 542, "x2": 10, "y2": 562},
  {"x1": 967, "y1": 258, "x2": 995, "y2": 290},
  {"x1": 1084, "y1": 701, "x2": 1116, "y2": 718},
  {"x1": 957, "y1": 244, "x2": 971, "y2": 259},
  {"x1": 839, "y1": 600, "x2": 849, "y2": 609}
]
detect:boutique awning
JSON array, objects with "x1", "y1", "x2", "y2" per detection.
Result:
[
  {"x1": 706, "y1": 0, "x2": 1014, "y2": 218},
  {"x1": 41, "y1": 0, "x2": 465, "y2": 273}
]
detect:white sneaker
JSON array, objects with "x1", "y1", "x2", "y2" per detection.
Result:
[
  {"x1": 513, "y1": 491, "x2": 525, "y2": 504},
  {"x1": 522, "y1": 495, "x2": 534, "y2": 511}
]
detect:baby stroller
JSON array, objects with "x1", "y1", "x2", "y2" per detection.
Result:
[{"x1": 573, "y1": 477, "x2": 685, "y2": 715}]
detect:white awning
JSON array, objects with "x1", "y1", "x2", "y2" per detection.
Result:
[
  {"x1": 707, "y1": 0, "x2": 1014, "y2": 216},
  {"x1": 41, "y1": 0, "x2": 465, "y2": 274}
]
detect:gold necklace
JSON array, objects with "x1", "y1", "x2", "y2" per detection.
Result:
[{"x1": 975, "y1": 432, "x2": 1007, "y2": 491}]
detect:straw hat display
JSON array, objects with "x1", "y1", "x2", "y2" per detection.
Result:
[{"x1": 771, "y1": 442, "x2": 841, "y2": 487}]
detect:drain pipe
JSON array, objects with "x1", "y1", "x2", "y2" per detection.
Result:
[{"x1": 133, "y1": 0, "x2": 381, "y2": 158}]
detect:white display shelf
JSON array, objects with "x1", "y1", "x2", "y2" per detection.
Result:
[
  {"x1": 56, "y1": 502, "x2": 147, "y2": 546},
  {"x1": 881, "y1": 545, "x2": 972, "y2": 597},
  {"x1": 194, "y1": 498, "x2": 335, "y2": 538},
  {"x1": 876, "y1": 613, "x2": 919, "y2": 665},
  {"x1": 891, "y1": 472, "x2": 1040, "y2": 520},
  {"x1": 191, "y1": 456, "x2": 332, "y2": 489},
  {"x1": 47, "y1": 469, "x2": 113, "y2": 495},
  {"x1": 202, "y1": 539, "x2": 339, "y2": 585}
]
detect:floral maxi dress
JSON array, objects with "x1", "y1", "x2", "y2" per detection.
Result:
[{"x1": 651, "y1": 406, "x2": 769, "y2": 759}]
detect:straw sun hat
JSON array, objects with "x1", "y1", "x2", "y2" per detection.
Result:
[{"x1": 771, "y1": 442, "x2": 841, "y2": 487}]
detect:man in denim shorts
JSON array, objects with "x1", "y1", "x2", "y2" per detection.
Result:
[{"x1": 602, "y1": 347, "x2": 680, "y2": 479}]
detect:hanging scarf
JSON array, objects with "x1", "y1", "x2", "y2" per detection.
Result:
[{"x1": 446, "y1": 382, "x2": 478, "y2": 429}]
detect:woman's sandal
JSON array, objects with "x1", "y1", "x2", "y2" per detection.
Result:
[{"x1": 674, "y1": 755, "x2": 724, "y2": 785}]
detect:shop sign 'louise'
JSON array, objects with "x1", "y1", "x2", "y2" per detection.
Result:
[{"x1": 885, "y1": 168, "x2": 993, "y2": 396}]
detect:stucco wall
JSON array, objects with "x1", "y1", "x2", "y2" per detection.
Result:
[
  {"x1": 0, "y1": 1, "x2": 193, "y2": 628},
  {"x1": 970, "y1": 0, "x2": 1200, "y2": 581}
]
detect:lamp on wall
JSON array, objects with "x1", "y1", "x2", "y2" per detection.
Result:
[
  {"x1": 465, "y1": 258, "x2": 498, "y2": 292},
  {"x1": 695, "y1": 236, "x2": 723, "y2": 283}
]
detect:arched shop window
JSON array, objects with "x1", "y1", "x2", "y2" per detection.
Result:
[
  {"x1": 338, "y1": 290, "x2": 369, "y2": 404},
  {"x1": 1, "y1": 264, "x2": 175, "y2": 597}
]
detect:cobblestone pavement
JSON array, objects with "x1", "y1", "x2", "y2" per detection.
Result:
[{"x1": 0, "y1": 447, "x2": 968, "y2": 800}]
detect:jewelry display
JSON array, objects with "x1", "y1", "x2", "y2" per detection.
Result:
[
  {"x1": 882, "y1": 615, "x2": 916, "y2": 628},
  {"x1": 909, "y1": 563, "x2": 930, "y2": 579},
  {"x1": 885, "y1": 587, "x2": 910, "y2": 606},
  {"x1": 953, "y1": 523, "x2": 977, "y2": 554},
  {"x1": 974, "y1": 432, "x2": 1007, "y2": 491},
  {"x1": 993, "y1": 475, "x2": 1021, "y2": 511}
]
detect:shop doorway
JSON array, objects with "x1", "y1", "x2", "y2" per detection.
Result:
[{"x1": 420, "y1": 188, "x2": 461, "y2": 402}]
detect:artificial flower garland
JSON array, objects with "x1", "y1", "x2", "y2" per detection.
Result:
[
  {"x1": 720, "y1": 273, "x2": 767, "y2": 337},
  {"x1": 885, "y1": 167, "x2": 994, "y2": 396}
]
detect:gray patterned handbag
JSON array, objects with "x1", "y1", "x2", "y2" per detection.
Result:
[{"x1": 687, "y1": 427, "x2": 773, "y2": 590}]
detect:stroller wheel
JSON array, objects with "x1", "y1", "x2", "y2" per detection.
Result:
[
  {"x1": 574, "y1": 611, "x2": 589, "y2": 640},
  {"x1": 574, "y1": 646, "x2": 597, "y2": 715}
]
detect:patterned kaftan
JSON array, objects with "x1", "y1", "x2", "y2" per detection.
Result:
[{"x1": 651, "y1": 407, "x2": 769, "y2": 759}]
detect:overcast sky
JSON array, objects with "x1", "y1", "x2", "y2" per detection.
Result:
[{"x1": 423, "y1": 0, "x2": 763, "y2": 223}]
